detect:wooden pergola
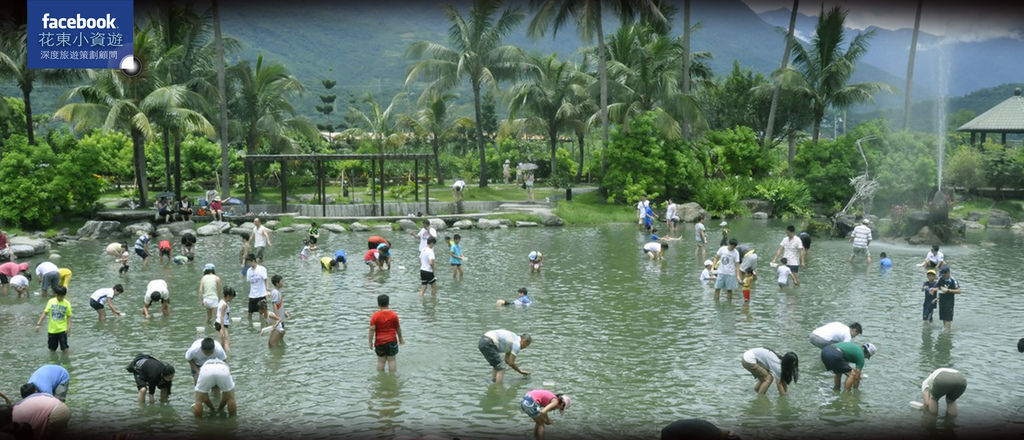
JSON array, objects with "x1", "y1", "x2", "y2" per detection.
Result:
[
  {"x1": 240, "y1": 153, "x2": 435, "y2": 216},
  {"x1": 957, "y1": 88, "x2": 1024, "y2": 145}
]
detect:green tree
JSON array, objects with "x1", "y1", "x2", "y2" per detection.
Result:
[
  {"x1": 403, "y1": 91, "x2": 472, "y2": 185},
  {"x1": 776, "y1": 6, "x2": 891, "y2": 143},
  {"x1": 406, "y1": 0, "x2": 529, "y2": 187},
  {"x1": 342, "y1": 93, "x2": 406, "y2": 154},
  {"x1": 705, "y1": 126, "x2": 772, "y2": 178},
  {"x1": 602, "y1": 111, "x2": 700, "y2": 203},
  {"x1": 792, "y1": 135, "x2": 860, "y2": 210}
]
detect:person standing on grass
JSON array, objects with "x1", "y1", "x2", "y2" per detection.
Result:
[
  {"x1": 249, "y1": 218, "x2": 272, "y2": 263},
  {"x1": 198, "y1": 264, "x2": 222, "y2": 325},
  {"x1": 936, "y1": 266, "x2": 962, "y2": 330},
  {"x1": 452, "y1": 179, "x2": 466, "y2": 202},
  {"x1": 418, "y1": 237, "x2": 437, "y2": 297},
  {"x1": 849, "y1": 218, "x2": 872, "y2": 264},
  {"x1": 770, "y1": 225, "x2": 805, "y2": 275},
  {"x1": 450, "y1": 234, "x2": 465, "y2": 281},
  {"x1": 35, "y1": 286, "x2": 71, "y2": 355},
  {"x1": 89, "y1": 284, "x2": 124, "y2": 321},
  {"x1": 369, "y1": 294, "x2": 404, "y2": 373},
  {"x1": 503, "y1": 159, "x2": 511, "y2": 184},
  {"x1": 694, "y1": 215, "x2": 708, "y2": 261},
  {"x1": 245, "y1": 254, "x2": 270, "y2": 324}
]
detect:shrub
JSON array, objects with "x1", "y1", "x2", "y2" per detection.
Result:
[
  {"x1": 944, "y1": 145, "x2": 985, "y2": 191},
  {"x1": 0, "y1": 134, "x2": 103, "y2": 227},
  {"x1": 752, "y1": 176, "x2": 812, "y2": 218},
  {"x1": 602, "y1": 112, "x2": 702, "y2": 203},
  {"x1": 706, "y1": 126, "x2": 774, "y2": 178},
  {"x1": 792, "y1": 136, "x2": 859, "y2": 212},
  {"x1": 695, "y1": 179, "x2": 747, "y2": 217}
]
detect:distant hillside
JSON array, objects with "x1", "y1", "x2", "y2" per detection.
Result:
[{"x1": 849, "y1": 82, "x2": 1024, "y2": 132}]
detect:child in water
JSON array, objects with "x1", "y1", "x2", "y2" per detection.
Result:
[
  {"x1": 921, "y1": 269, "x2": 939, "y2": 323},
  {"x1": 700, "y1": 260, "x2": 715, "y2": 284},
  {"x1": 776, "y1": 257, "x2": 798, "y2": 289},
  {"x1": 449, "y1": 235, "x2": 465, "y2": 280},
  {"x1": 117, "y1": 245, "x2": 130, "y2": 274},
  {"x1": 497, "y1": 287, "x2": 532, "y2": 306},
  {"x1": 528, "y1": 251, "x2": 543, "y2": 273},
  {"x1": 742, "y1": 268, "x2": 756, "y2": 302},
  {"x1": 299, "y1": 239, "x2": 312, "y2": 261}
]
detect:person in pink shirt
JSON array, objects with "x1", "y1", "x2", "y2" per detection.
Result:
[
  {"x1": 0, "y1": 229, "x2": 12, "y2": 261},
  {"x1": 0, "y1": 262, "x2": 29, "y2": 295},
  {"x1": 12, "y1": 392, "x2": 69, "y2": 440},
  {"x1": 520, "y1": 389, "x2": 570, "y2": 440}
]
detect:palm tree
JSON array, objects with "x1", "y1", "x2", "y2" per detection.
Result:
[
  {"x1": 776, "y1": 6, "x2": 891, "y2": 143},
  {"x1": 228, "y1": 55, "x2": 316, "y2": 193},
  {"x1": 212, "y1": 0, "x2": 231, "y2": 197},
  {"x1": 342, "y1": 92, "x2": 407, "y2": 154},
  {"x1": 763, "y1": 0, "x2": 798, "y2": 147},
  {"x1": 54, "y1": 27, "x2": 214, "y2": 207},
  {"x1": 527, "y1": 0, "x2": 665, "y2": 176},
  {"x1": 407, "y1": 0, "x2": 528, "y2": 187},
  {"x1": 403, "y1": 91, "x2": 472, "y2": 185},
  {"x1": 508, "y1": 54, "x2": 591, "y2": 179},
  {"x1": 0, "y1": 25, "x2": 82, "y2": 145},
  {"x1": 903, "y1": 0, "x2": 923, "y2": 130}
]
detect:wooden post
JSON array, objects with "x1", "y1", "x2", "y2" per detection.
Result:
[
  {"x1": 244, "y1": 160, "x2": 251, "y2": 214},
  {"x1": 981, "y1": 132, "x2": 987, "y2": 144},
  {"x1": 970, "y1": 132, "x2": 976, "y2": 146},
  {"x1": 1001, "y1": 132, "x2": 1007, "y2": 145},
  {"x1": 379, "y1": 157, "x2": 385, "y2": 216},
  {"x1": 319, "y1": 161, "x2": 326, "y2": 217},
  {"x1": 371, "y1": 159, "x2": 377, "y2": 216},
  {"x1": 425, "y1": 160, "x2": 430, "y2": 215},
  {"x1": 414, "y1": 159, "x2": 419, "y2": 202},
  {"x1": 280, "y1": 160, "x2": 288, "y2": 213}
]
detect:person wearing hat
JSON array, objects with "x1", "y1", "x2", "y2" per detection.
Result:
[
  {"x1": 0, "y1": 261, "x2": 29, "y2": 295},
  {"x1": 809, "y1": 322, "x2": 862, "y2": 349},
  {"x1": 921, "y1": 368, "x2": 966, "y2": 416},
  {"x1": 921, "y1": 269, "x2": 940, "y2": 323},
  {"x1": 820, "y1": 341, "x2": 876, "y2": 391},
  {"x1": 198, "y1": 264, "x2": 222, "y2": 325},
  {"x1": 935, "y1": 266, "x2": 962, "y2": 330},
  {"x1": 503, "y1": 159, "x2": 511, "y2": 184},
  {"x1": 849, "y1": 217, "x2": 873, "y2": 264},
  {"x1": 718, "y1": 221, "x2": 730, "y2": 246},
  {"x1": 520, "y1": 389, "x2": 570, "y2": 440},
  {"x1": 700, "y1": 259, "x2": 715, "y2": 285},
  {"x1": 771, "y1": 225, "x2": 805, "y2": 273},
  {"x1": 210, "y1": 197, "x2": 224, "y2": 222},
  {"x1": 126, "y1": 354, "x2": 175, "y2": 404},
  {"x1": 528, "y1": 251, "x2": 543, "y2": 273}
]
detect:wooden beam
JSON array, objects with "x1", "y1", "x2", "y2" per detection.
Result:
[
  {"x1": 1002, "y1": 132, "x2": 1007, "y2": 145},
  {"x1": 425, "y1": 161, "x2": 430, "y2": 215},
  {"x1": 244, "y1": 163, "x2": 251, "y2": 214},
  {"x1": 379, "y1": 157, "x2": 385, "y2": 216},
  {"x1": 970, "y1": 131, "x2": 976, "y2": 146},
  {"x1": 414, "y1": 159, "x2": 419, "y2": 202},
  {"x1": 280, "y1": 160, "x2": 289, "y2": 213},
  {"x1": 318, "y1": 162, "x2": 326, "y2": 217},
  {"x1": 371, "y1": 159, "x2": 377, "y2": 216}
]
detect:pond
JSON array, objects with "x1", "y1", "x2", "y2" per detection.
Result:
[{"x1": 2, "y1": 220, "x2": 1023, "y2": 439}]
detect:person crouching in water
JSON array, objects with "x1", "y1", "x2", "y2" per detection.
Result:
[
  {"x1": 521, "y1": 389, "x2": 570, "y2": 440},
  {"x1": 741, "y1": 348, "x2": 798, "y2": 395}
]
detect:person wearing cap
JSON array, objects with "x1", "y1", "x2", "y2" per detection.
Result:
[
  {"x1": 921, "y1": 368, "x2": 966, "y2": 416},
  {"x1": 528, "y1": 251, "x2": 543, "y2": 273},
  {"x1": 849, "y1": 217, "x2": 873, "y2": 264},
  {"x1": 198, "y1": 264, "x2": 222, "y2": 325},
  {"x1": 809, "y1": 322, "x2": 862, "y2": 348},
  {"x1": 497, "y1": 287, "x2": 532, "y2": 306},
  {"x1": 89, "y1": 284, "x2": 124, "y2": 321},
  {"x1": 694, "y1": 214, "x2": 708, "y2": 261},
  {"x1": 821, "y1": 341, "x2": 876, "y2": 391},
  {"x1": 478, "y1": 329, "x2": 531, "y2": 383},
  {"x1": 142, "y1": 279, "x2": 170, "y2": 319},
  {"x1": 661, "y1": 419, "x2": 740, "y2": 440},
  {"x1": 771, "y1": 225, "x2": 805, "y2": 277},
  {"x1": 126, "y1": 354, "x2": 175, "y2": 404},
  {"x1": 712, "y1": 239, "x2": 741, "y2": 300},
  {"x1": 520, "y1": 389, "x2": 570, "y2": 440},
  {"x1": 922, "y1": 269, "x2": 940, "y2": 323},
  {"x1": 718, "y1": 221, "x2": 730, "y2": 247},
  {"x1": 0, "y1": 261, "x2": 29, "y2": 295},
  {"x1": 210, "y1": 196, "x2": 223, "y2": 222},
  {"x1": 935, "y1": 266, "x2": 962, "y2": 330},
  {"x1": 699, "y1": 260, "x2": 715, "y2": 285}
]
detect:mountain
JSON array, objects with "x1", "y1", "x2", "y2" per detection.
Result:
[{"x1": 849, "y1": 82, "x2": 1024, "y2": 133}]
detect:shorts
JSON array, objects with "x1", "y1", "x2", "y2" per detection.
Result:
[
  {"x1": 821, "y1": 344, "x2": 852, "y2": 375},
  {"x1": 364, "y1": 259, "x2": 375, "y2": 266},
  {"x1": 938, "y1": 294, "x2": 955, "y2": 321},
  {"x1": 254, "y1": 246, "x2": 266, "y2": 260},
  {"x1": 930, "y1": 371, "x2": 967, "y2": 401},
  {"x1": 374, "y1": 341, "x2": 399, "y2": 357},
  {"x1": 695, "y1": 241, "x2": 706, "y2": 248},
  {"x1": 420, "y1": 270, "x2": 436, "y2": 285},
  {"x1": 668, "y1": 216, "x2": 679, "y2": 224},
  {"x1": 478, "y1": 336, "x2": 506, "y2": 371},
  {"x1": 451, "y1": 262, "x2": 462, "y2": 266},
  {"x1": 714, "y1": 274, "x2": 739, "y2": 291},
  {"x1": 852, "y1": 247, "x2": 867, "y2": 256},
  {"x1": 52, "y1": 382, "x2": 68, "y2": 401},
  {"x1": 308, "y1": 236, "x2": 318, "y2": 244},
  {"x1": 135, "y1": 248, "x2": 149, "y2": 259},
  {"x1": 521, "y1": 394, "x2": 542, "y2": 419},
  {"x1": 787, "y1": 264, "x2": 799, "y2": 274},
  {"x1": 741, "y1": 359, "x2": 770, "y2": 382},
  {"x1": 0, "y1": 274, "x2": 7, "y2": 284},
  {"x1": 214, "y1": 322, "x2": 227, "y2": 332},
  {"x1": 248, "y1": 297, "x2": 267, "y2": 313},
  {"x1": 41, "y1": 271, "x2": 60, "y2": 292},
  {"x1": 530, "y1": 262, "x2": 542, "y2": 270},
  {"x1": 778, "y1": 282, "x2": 788, "y2": 288},
  {"x1": 89, "y1": 299, "x2": 105, "y2": 310},
  {"x1": 195, "y1": 362, "x2": 235, "y2": 393},
  {"x1": 274, "y1": 321, "x2": 286, "y2": 334},
  {"x1": 159, "y1": 248, "x2": 171, "y2": 257},
  {"x1": 47, "y1": 332, "x2": 69, "y2": 351},
  {"x1": 809, "y1": 334, "x2": 832, "y2": 349},
  {"x1": 203, "y1": 297, "x2": 219, "y2": 309}
]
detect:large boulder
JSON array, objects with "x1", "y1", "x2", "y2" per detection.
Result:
[
  {"x1": 291, "y1": 224, "x2": 311, "y2": 232},
  {"x1": 516, "y1": 221, "x2": 539, "y2": 227},
  {"x1": 678, "y1": 202, "x2": 706, "y2": 223},
  {"x1": 752, "y1": 212, "x2": 769, "y2": 220},
  {"x1": 964, "y1": 220, "x2": 985, "y2": 230},
  {"x1": 237, "y1": 222, "x2": 256, "y2": 231},
  {"x1": 540, "y1": 213, "x2": 564, "y2": 227},
  {"x1": 156, "y1": 227, "x2": 171, "y2": 237},
  {"x1": 742, "y1": 199, "x2": 772, "y2": 215},
  {"x1": 495, "y1": 218, "x2": 512, "y2": 227},
  {"x1": 228, "y1": 227, "x2": 250, "y2": 236},
  {"x1": 123, "y1": 222, "x2": 154, "y2": 237},
  {"x1": 966, "y1": 211, "x2": 983, "y2": 221},
  {"x1": 452, "y1": 219, "x2": 474, "y2": 229},
  {"x1": 9, "y1": 236, "x2": 49, "y2": 256},
  {"x1": 349, "y1": 222, "x2": 371, "y2": 232},
  {"x1": 1010, "y1": 222, "x2": 1024, "y2": 232},
  {"x1": 276, "y1": 227, "x2": 295, "y2": 233},
  {"x1": 165, "y1": 221, "x2": 195, "y2": 236},
  {"x1": 321, "y1": 223, "x2": 346, "y2": 233},
  {"x1": 477, "y1": 218, "x2": 500, "y2": 230},
  {"x1": 373, "y1": 224, "x2": 393, "y2": 231},
  {"x1": 428, "y1": 218, "x2": 448, "y2": 231},
  {"x1": 265, "y1": 220, "x2": 279, "y2": 229},
  {"x1": 397, "y1": 219, "x2": 418, "y2": 231},
  {"x1": 907, "y1": 226, "x2": 940, "y2": 245},
  {"x1": 197, "y1": 221, "x2": 231, "y2": 236},
  {"x1": 77, "y1": 220, "x2": 121, "y2": 239},
  {"x1": 987, "y1": 209, "x2": 1012, "y2": 228}
]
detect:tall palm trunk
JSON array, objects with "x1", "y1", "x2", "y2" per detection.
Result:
[
  {"x1": 163, "y1": 128, "x2": 173, "y2": 192},
  {"x1": 681, "y1": 0, "x2": 691, "y2": 140},
  {"x1": 132, "y1": 127, "x2": 149, "y2": 206},
  {"x1": 21, "y1": 86, "x2": 34, "y2": 145},
  {"x1": 765, "y1": 0, "x2": 799, "y2": 147},
  {"x1": 173, "y1": 131, "x2": 182, "y2": 200},
  {"x1": 213, "y1": 0, "x2": 231, "y2": 197},
  {"x1": 549, "y1": 127, "x2": 558, "y2": 181},
  {"x1": 812, "y1": 112, "x2": 822, "y2": 144},
  {"x1": 472, "y1": 80, "x2": 488, "y2": 187},
  {"x1": 246, "y1": 134, "x2": 258, "y2": 196},
  {"x1": 432, "y1": 135, "x2": 444, "y2": 185},
  {"x1": 903, "y1": 0, "x2": 923, "y2": 130},
  {"x1": 596, "y1": 9, "x2": 609, "y2": 177},
  {"x1": 787, "y1": 131, "x2": 797, "y2": 173},
  {"x1": 575, "y1": 128, "x2": 584, "y2": 182}
]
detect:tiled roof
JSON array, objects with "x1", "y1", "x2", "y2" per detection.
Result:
[{"x1": 957, "y1": 90, "x2": 1024, "y2": 132}]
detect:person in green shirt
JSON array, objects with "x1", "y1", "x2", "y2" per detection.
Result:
[
  {"x1": 35, "y1": 286, "x2": 72, "y2": 354},
  {"x1": 307, "y1": 222, "x2": 320, "y2": 251},
  {"x1": 820, "y1": 341, "x2": 876, "y2": 391}
]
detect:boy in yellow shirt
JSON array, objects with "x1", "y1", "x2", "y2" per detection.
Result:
[
  {"x1": 742, "y1": 268, "x2": 757, "y2": 303},
  {"x1": 35, "y1": 286, "x2": 72, "y2": 354}
]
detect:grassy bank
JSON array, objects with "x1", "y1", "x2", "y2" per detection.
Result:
[
  {"x1": 950, "y1": 198, "x2": 1023, "y2": 223},
  {"x1": 554, "y1": 192, "x2": 635, "y2": 225}
]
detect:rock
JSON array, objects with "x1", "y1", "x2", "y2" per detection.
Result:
[
  {"x1": 742, "y1": 199, "x2": 773, "y2": 215},
  {"x1": 428, "y1": 218, "x2": 448, "y2": 231},
  {"x1": 678, "y1": 202, "x2": 706, "y2": 223},
  {"x1": 477, "y1": 218, "x2": 500, "y2": 230},
  {"x1": 115, "y1": 198, "x2": 133, "y2": 208},
  {"x1": 49, "y1": 254, "x2": 61, "y2": 261},
  {"x1": 197, "y1": 221, "x2": 231, "y2": 236},
  {"x1": 964, "y1": 220, "x2": 985, "y2": 230},
  {"x1": 77, "y1": 220, "x2": 121, "y2": 239},
  {"x1": 11, "y1": 245, "x2": 37, "y2": 257},
  {"x1": 265, "y1": 220, "x2": 279, "y2": 229},
  {"x1": 967, "y1": 211, "x2": 983, "y2": 221},
  {"x1": 907, "y1": 226, "x2": 941, "y2": 245},
  {"x1": 123, "y1": 222, "x2": 154, "y2": 237},
  {"x1": 349, "y1": 222, "x2": 371, "y2": 232},
  {"x1": 373, "y1": 224, "x2": 393, "y2": 231},
  {"x1": 987, "y1": 209, "x2": 1012, "y2": 228},
  {"x1": 156, "y1": 228, "x2": 171, "y2": 237},
  {"x1": 833, "y1": 214, "x2": 858, "y2": 238},
  {"x1": 229, "y1": 227, "x2": 250, "y2": 236},
  {"x1": 499, "y1": 224, "x2": 509, "y2": 229},
  {"x1": 397, "y1": 219, "x2": 417, "y2": 231},
  {"x1": 752, "y1": 212, "x2": 769, "y2": 220},
  {"x1": 237, "y1": 222, "x2": 256, "y2": 231},
  {"x1": 516, "y1": 221, "x2": 539, "y2": 227},
  {"x1": 495, "y1": 218, "x2": 512, "y2": 227},
  {"x1": 321, "y1": 223, "x2": 346, "y2": 233},
  {"x1": 540, "y1": 213, "x2": 564, "y2": 227},
  {"x1": 10, "y1": 236, "x2": 48, "y2": 256},
  {"x1": 164, "y1": 221, "x2": 195, "y2": 236},
  {"x1": 904, "y1": 212, "x2": 930, "y2": 236},
  {"x1": 452, "y1": 220, "x2": 474, "y2": 229},
  {"x1": 97, "y1": 210, "x2": 156, "y2": 221},
  {"x1": 291, "y1": 224, "x2": 311, "y2": 231},
  {"x1": 277, "y1": 226, "x2": 295, "y2": 233},
  {"x1": 298, "y1": 194, "x2": 316, "y2": 202},
  {"x1": 1010, "y1": 222, "x2": 1024, "y2": 232}
]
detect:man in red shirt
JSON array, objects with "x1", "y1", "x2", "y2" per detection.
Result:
[
  {"x1": 369, "y1": 294, "x2": 404, "y2": 373},
  {"x1": 158, "y1": 240, "x2": 172, "y2": 264}
]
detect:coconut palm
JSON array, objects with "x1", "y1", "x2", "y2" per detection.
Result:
[
  {"x1": 54, "y1": 27, "x2": 214, "y2": 207},
  {"x1": 903, "y1": 0, "x2": 923, "y2": 130},
  {"x1": 764, "y1": 0, "x2": 799, "y2": 147},
  {"x1": 775, "y1": 6, "x2": 891, "y2": 143},
  {"x1": 407, "y1": 0, "x2": 529, "y2": 187},
  {"x1": 342, "y1": 92, "x2": 407, "y2": 154},
  {"x1": 508, "y1": 54, "x2": 592, "y2": 179},
  {"x1": 212, "y1": 0, "x2": 231, "y2": 196},
  {"x1": 403, "y1": 91, "x2": 473, "y2": 185},
  {"x1": 0, "y1": 25, "x2": 83, "y2": 146},
  {"x1": 527, "y1": 0, "x2": 665, "y2": 176}
]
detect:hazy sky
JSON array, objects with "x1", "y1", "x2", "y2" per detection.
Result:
[{"x1": 742, "y1": 0, "x2": 1024, "y2": 42}]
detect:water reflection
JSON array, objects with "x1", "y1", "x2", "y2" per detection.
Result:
[
  {"x1": 478, "y1": 383, "x2": 520, "y2": 415},
  {"x1": 368, "y1": 373, "x2": 403, "y2": 435}
]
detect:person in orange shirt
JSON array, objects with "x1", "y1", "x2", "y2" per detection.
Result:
[{"x1": 368, "y1": 294, "x2": 404, "y2": 373}]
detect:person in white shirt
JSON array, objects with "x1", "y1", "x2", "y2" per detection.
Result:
[
  {"x1": 740, "y1": 348, "x2": 799, "y2": 396},
  {"x1": 770, "y1": 225, "x2": 805, "y2": 273},
  {"x1": 184, "y1": 337, "x2": 227, "y2": 380},
  {"x1": 142, "y1": 279, "x2": 170, "y2": 319},
  {"x1": 248, "y1": 218, "x2": 272, "y2": 263},
  {"x1": 699, "y1": 260, "x2": 714, "y2": 284},
  {"x1": 89, "y1": 284, "x2": 124, "y2": 321},
  {"x1": 776, "y1": 258, "x2": 799, "y2": 288},
  {"x1": 193, "y1": 359, "x2": 236, "y2": 418},
  {"x1": 418, "y1": 236, "x2": 437, "y2": 297},
  {"x1": 413, "y1": 219, "x2": 437, "y2": 251},
  {"x1": 920, "y1": 245, "x2": 944, "y2": 269},
  {"x1": 849, "y1": 218, "x2": 873, "y2": 264},
  {"x1": 216, "y1": 287, "x2": 236, "y2": 353},
  {"x1": 244, "y1": 254, "x2": 270, "y2": 324},
  {"x1": 809, "y1": 322, "x2": 863, "y2": 348},
  {"x1": 712, "y1": 239, "x2": 741, "y2": 300},
  {"x1": 9, "y1": 274, "x2": 29, "y2": 298},
  {"x1": 452, "y1": 179, "x2": 466, "y2": 202},
  {"x1": 921, "y1": 368, "x2": 966, "y2": 416},
  {"x1": 643, "y1": 241, "x2": 667, "y2": 260},
  {"x1": 664, "y1": 198, "x2": 679, "y2": 233},
  {"x1": 528, "y1": 251, "x2": 543, "y2": 273},
  {"x1": 694, "y1": 215, "x2": 707, "y2": 260},
  {"x1": 478, "y1": 329, "x2": 532, "y2": 383},
  {"x1": 636, "y1": 195, "x2": 649, "y2": 230},
  {"x1": 36, "y1": 261, "x2": 60, "y2": 297}
]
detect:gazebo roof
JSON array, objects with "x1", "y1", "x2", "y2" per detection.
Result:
[{"x1": 957, "y1": 88, "x2": 1024, "y2": 132}]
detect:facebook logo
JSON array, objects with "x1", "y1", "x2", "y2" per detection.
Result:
[{"x1": 28, "y1": 0, "x2": 133, "y2": 69}]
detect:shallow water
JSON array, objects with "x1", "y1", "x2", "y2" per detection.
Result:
[{"x1": 2, "y1": 220, "x2": 1023, "y2": 439}]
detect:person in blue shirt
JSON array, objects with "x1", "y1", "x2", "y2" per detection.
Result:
[
  {"x1": 922, "y1": 269, "x2": 939, "y2": 323},
  {"x1": 449, "y1": 234, "x2": 464, "y2": 281},
  {"x1": 879, "y1": 252, "x2": 892, "y2": 270},
  {"x1": 376, "y1": 243, "x2": 392, "y2": 270},
  {"x1": 22, "y1": 364, "x2": 70, "y2": 401},
  {"x1": 498, "y1": 287, "x2": 531, "y2": 307},
  {"x1": 333, "y1": 249, "x2": 348, "y2": 270},
  {"x1": 643, "y1": 204, "x2": 656, "y2": 233}
]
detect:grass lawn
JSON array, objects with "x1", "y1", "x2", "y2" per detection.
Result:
[
  {"x1": 554, "y1": 192, "x2": 635, "y2": 225},
  {"x1": 951, "y1": 198, "x2": 1024, "y2": 223}
]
